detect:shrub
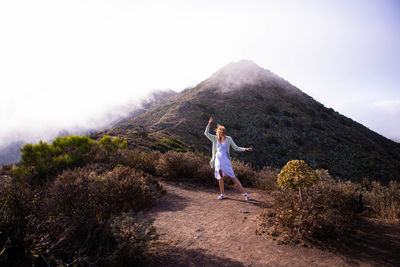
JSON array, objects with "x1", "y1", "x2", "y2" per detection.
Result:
[
  {"x1": 0, "y1": 164, "x2": 13, "y2": 175},
  {"x1": 278, "y1": 160, "x2": 319, "y2": 201},
  {"x1": 0, "y1": 181, "x2": 37, "y2": 266},
  {"x1": 231, "y1": 160, "x2": 256, "y2": 187},
  {"x1": 265, "y1": 104, "x2": 279, "y2": 114},
  {"x1": 1, "y1": 166, "x2": 164, "y2": 266},
  {"x1": 232, "y1": 122, "x2": 242, "y2": 130},
  {"x1": 162, "y1": 138, "x2": 186, "y2": 152},
  {"x1": 13, "y1": 135, "x2": 128, "y2": 185},
  {"x1": 156, "y1": 151, "x2": 210, "y2": 183},
  {"x1": 18, "y1": 141, "x2": 55, "y2": 183},
  {"x1": 94, "y1": 135, "x2": 128, "y2": 165},
  {"x1": 258, "y1": 179, "x2": 361, "y2": 244},
  {"x1": 49, "y1": 166, "x2": 164, "y2": 215},
  {"x1": 255, "y1": 166, "x2": 279, "y2": 191},
  {"x1": 266, "y1": 134, "x2": 279, "y2": 144},
  {"x1": 99, "y1": 135, "x2": 127, "y2": 153},
  {"x1": 121, "y1": 150, "x2": 161, "y2": 176},
  {"x1": 195, "y1": 164, "x2": 215, "y2": 184},
  {"x1": 151, "y1": 138, "x2": 187, "y2": 153},
  {"x1": 14, "y1": 136, "x2": 95, "y2": 184},
  {"x1": 293, "y1": 137, "x2": 304, "y2": 146},
  {"x1": 150, "y1": 141, "x2": 171, "y2": 153},
  {"x1": 362, "y1": 180, "x2": 400, "y2": 220}
]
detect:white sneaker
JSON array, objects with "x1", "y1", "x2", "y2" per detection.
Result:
[
  {"x1": 244, "y1": 192, "x2": 250, "y2": 201},
  {"x1": 218, "y1": 194, "x2": 226, "y2": 200}
]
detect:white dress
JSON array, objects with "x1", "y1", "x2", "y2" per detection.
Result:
[{"x1": 214, "y1": 140, "x2": 236, "y2": 180}]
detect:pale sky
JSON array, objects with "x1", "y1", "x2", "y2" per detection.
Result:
[{"x1": 1, "y1": 0, "x2": 400, "y2": 149}]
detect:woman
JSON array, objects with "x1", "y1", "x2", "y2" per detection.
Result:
[{"x1": 204, "y1": 117, "x2": 253, "y2": 200}]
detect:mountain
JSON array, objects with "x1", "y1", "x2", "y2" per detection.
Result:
[
  {"x1": 0, "y1": 141, "x2": 25, "y2": 165},
  {"x1": 101, "y1": 60, "x2": 400, "y2": 182},
  {"x1": 107, "y1": 89, "x2": 178, "y2": 129}
]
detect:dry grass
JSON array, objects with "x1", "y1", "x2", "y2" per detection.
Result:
[
  {"x1": 362, "y1": 180, "x2": 400, "y2": 220},
  {"x1": 0, "y1": 165, "x2": 164, "y2": 266},
  {"x1": 258, "y1": 179, "x2": 362, "y2": 244}
]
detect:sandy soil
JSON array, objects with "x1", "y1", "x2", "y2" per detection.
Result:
[{"x1": 144, "y1": 182, "x2": 400, "y2": 267}]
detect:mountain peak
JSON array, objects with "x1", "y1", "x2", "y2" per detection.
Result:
[
  {"x1": 209, "y1": 60, "x2": 271, "y2": 88},
  {"x1": 220, "y1": 59, "x2": 262, "y2": 73},
  {"x1": 207, "y1": 59, "x2": 299, "y2": 94}
]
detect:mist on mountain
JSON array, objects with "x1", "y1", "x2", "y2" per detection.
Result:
[
  {"x1": 208, "y1": 60, "x2": 301, "y2": 95},
  {"x1": 0, "y1": 89, "x2": 177, "y2": 165}
]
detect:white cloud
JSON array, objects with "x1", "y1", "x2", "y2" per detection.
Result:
[
  {"x1": 1, "y1": 0, "x2": 400, "y2": 148},
  {"x1": 373, "y1": 100, "x2": 400, "y2": 112}
]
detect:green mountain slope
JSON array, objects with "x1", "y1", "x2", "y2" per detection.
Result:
[{"x1": 103, "y1": 60, "x2": 400, "y2": 182}]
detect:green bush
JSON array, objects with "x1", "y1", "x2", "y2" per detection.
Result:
[
  {"x1": 99, "y1": 135, "x2": 127, "y2": 153},
  {"x1": 278, "y1": 160, "x2": 319, "y2": 201},
  {"x1": 162, "y1": 138, "x2": 186, "y2": 152},
  {"x1": 13, "y1": 135, "x2": 128, "y2": 185},
  {"x1": 150, "y1": 138, "x2": 187, "y2": 153},
  {"x1": 14, "y1": 136, "x2": 95, "y2": 184},
  {"x1": 94, "y1": 135, "x2": 128, "y2": 165}
]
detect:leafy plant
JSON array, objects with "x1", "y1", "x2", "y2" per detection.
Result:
[
  {"x1": 13, "y1": 135, "x2": 128, "y2": 185},
  {"x1": 278, "y1": 160, "x2": 319, "y2": 201},
  {"x1": 99, "y1": 135, "x2": 127, "y2": 153}
]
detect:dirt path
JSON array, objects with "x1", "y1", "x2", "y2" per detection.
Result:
[{"x1": 144, "y1": 182, "x2": 400, "y2": 267}]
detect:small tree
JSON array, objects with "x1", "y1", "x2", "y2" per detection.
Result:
[
  {"x1": 278, "y1": 160, "x2": 319, "y2": 201},
  {"x1": 99, "y1": 135, "x2": 127, "y2": 153}
]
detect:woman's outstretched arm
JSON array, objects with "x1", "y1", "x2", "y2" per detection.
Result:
[{"x1": 230, "y1": 137, "x2": 253, "y2": 152}]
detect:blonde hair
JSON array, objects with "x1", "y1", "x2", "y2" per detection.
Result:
[{"x1": 215, "y1": 124, "x2": 226, "y2": 142}]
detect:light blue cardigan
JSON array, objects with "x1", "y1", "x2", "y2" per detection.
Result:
[{"x1": 204, "y1": 125, "x2": 246, "y2": 168}]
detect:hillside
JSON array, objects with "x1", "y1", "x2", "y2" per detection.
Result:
[
  {"x1": 102, "y1": 60, "x2": 400, "y2": 182},
  {"x1": 0, "y1": 141, "x2": 25, "y2": 165}
]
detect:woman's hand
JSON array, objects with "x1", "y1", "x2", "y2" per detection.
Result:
[
  {"x1": 208, "y1": 117, "x2": 213, "y2": 126},
  {"x1": 245, "y1": 147, "x2": 253, "y2": 151}
]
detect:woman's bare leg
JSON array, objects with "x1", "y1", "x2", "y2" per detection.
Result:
[
  {"x1": 219, "y1": 170, "x2": 224, "y2": 195},
  {"x1": 231, "y1": 177, "x2": 245, "y2": 194}
]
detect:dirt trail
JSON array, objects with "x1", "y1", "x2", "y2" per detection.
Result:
[{"x1": 144, "y1": 182, "x2": 400, "y2": 267}]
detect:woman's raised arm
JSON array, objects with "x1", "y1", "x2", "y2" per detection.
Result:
[{"x1": 204, "y1": 117, "x2": 215, "y2": 141}]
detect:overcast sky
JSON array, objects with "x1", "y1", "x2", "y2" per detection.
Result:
[{"x1": 1, "y1": 0, "x2": 399, "y2": 149}]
